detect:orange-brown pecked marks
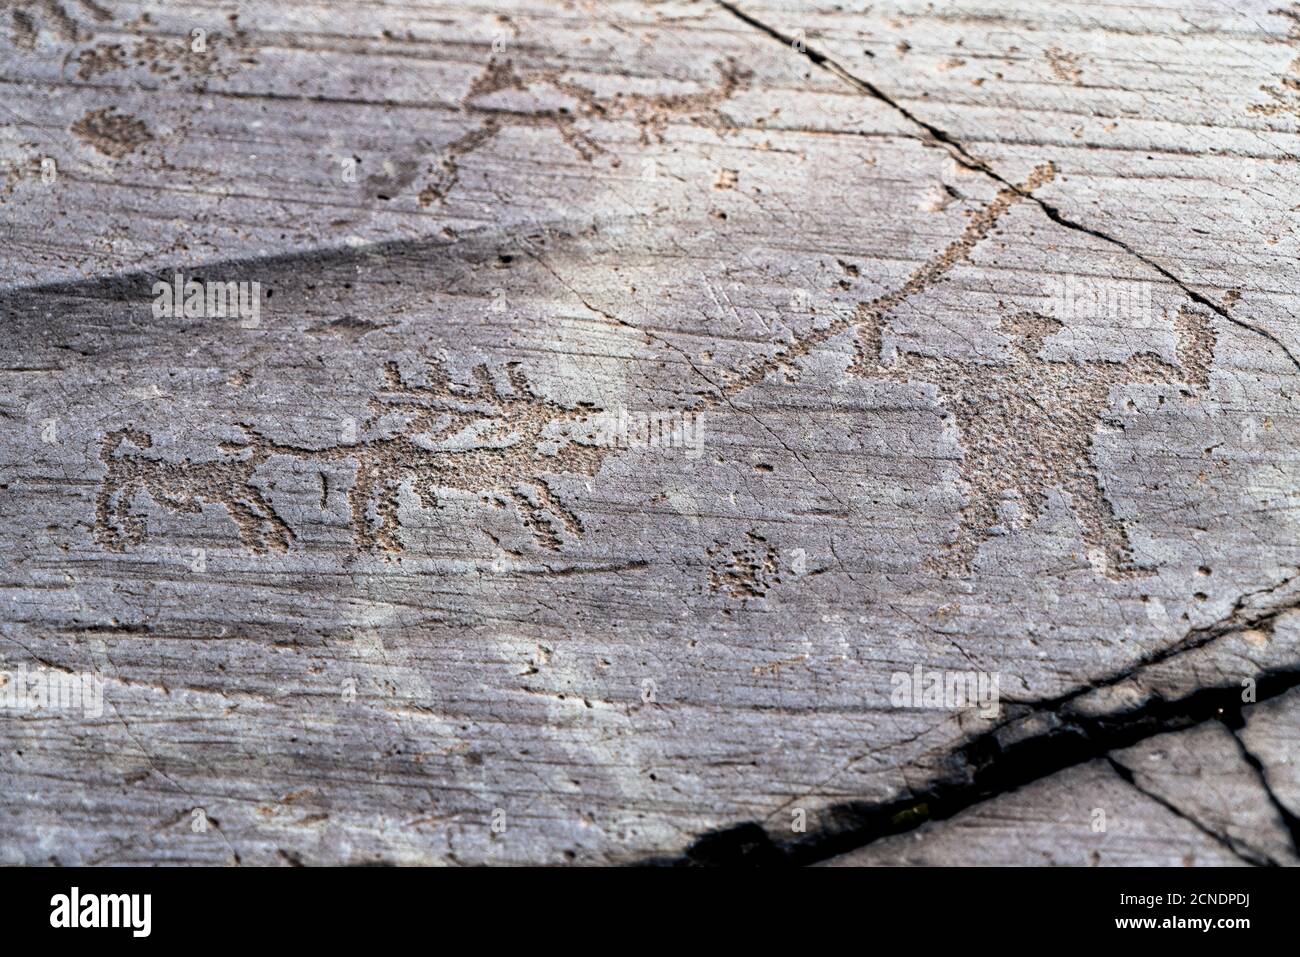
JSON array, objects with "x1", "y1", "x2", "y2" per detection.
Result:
[
  {"x1": 72, "y1": 42, "x2": 126, "y2": 78},
  {"x1": 850, "y1": 299, "x2": 1218, "y2": 579},
  {"x1": 70, "y1": 107, "x2": 152, "y2": 159},
  {"x1": 713, "y1": 163, "x2": 1057, "y2": 401},
  {"x1": 73, "y1": 27, "x2": 252, "y2": 82},
  {"x1": 344, "y1": 357, "x2": 606, "y2": 552},
  {"x1": 1172, "y1": 305, "x2": 1216, "y2": 389},
  {"x1": 1249, "y1": 54, "x2": 1300, "y2": 119},
  {"x1": 94, "y1": 357, "x2": 621, "y2": 556},
  {"x1": 418, "y1": 56, "x2": 750, "y2": 205},
  {"x1": 10, "y1": 9, "x2": 37, "y2": 48},
  {"x1": 551, "y1": 56, "x2": 752, "y2": 145},
  {"x1": 417, "y1": 57, "x2": 605, "y2": 207},
  {"x1": 708, "y1": 532, "x2": 780, "y2": 599},
  {"x1": 418, "y1": 119, "x2": 505, "y2": 207},
  {"x1": 95, "y1": 428, "x2": 292, "y2": 554},
  {"x1": 11, "y1": 0, "x2": 114, "y2": 52},
  {"x1": 1045, "y1": 47, "x2": 1084, "y2": 86},
  {"x1": 710, "y1": 154, "x2": 1218, "y2": 581},
  {"x1": 11, "y1": 0, "x2": 84, "y2": 44},
  {"x1": 1248, "y1": 7, "x2": 1300, "y2": 117}
]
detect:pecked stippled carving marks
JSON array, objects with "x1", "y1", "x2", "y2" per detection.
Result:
[
  {"x1": 95, "y1": 358, "x2": 609, "y2": 555},
  {"x1": 421, "y1": 56, "x2": 750, "y2": 205},
  {"x1": 852, "y1": 306, "x2": 1218, "y2": 577},
  {"x1": 92, "y1": 161, "x2": 1219, "y2": 580}
]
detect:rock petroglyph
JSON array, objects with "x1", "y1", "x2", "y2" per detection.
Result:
[
  {"x1": 94, "y1": 162, "x2": 1216, "y2": 579},
  {"x1": 420, "y1": 55, "x2": 750, "y2": 205},
  {"x1": 853, "y1": 307, "x2": 1216, "y2": 576},
  {"x1": 96, "y1": 359, "x2": 608, "y2": 554}
]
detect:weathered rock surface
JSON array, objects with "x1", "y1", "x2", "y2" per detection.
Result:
[{"x1": 0, "y1": 1, "x2": 1296, "y2": 865}]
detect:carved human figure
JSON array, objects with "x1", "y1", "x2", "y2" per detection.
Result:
[{"x1": 851, "y1": 306, "x2": 1216, "y2": 576}]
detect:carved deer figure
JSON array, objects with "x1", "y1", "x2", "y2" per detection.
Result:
[{"x1": 95, "y1": 358, "x2": 609, "y2": 554}]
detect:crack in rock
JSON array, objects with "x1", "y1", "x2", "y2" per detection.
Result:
[
  {"x1": 657, "y1": 580, "x2": 1300, "y2": 865},
  {"x1": 714, "y1": 0, "x2": 1300, "y2": 375}
]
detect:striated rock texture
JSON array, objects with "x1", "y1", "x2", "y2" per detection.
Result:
[{"x1": 0, "y1": 0, "x2": 1297, "y2": 865}]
